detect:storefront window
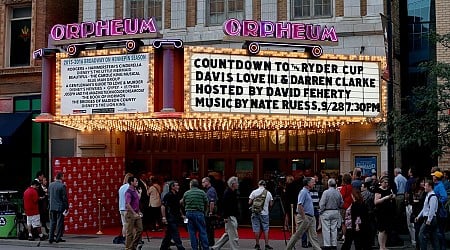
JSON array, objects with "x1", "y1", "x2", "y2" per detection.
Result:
[
  {"x1": 291, "y1": 158, "x2": 312, "y2": 176},
  {"x1": 236, "y1": 159, "x2": 253, "y2": 179},
  {"x1": 288, "y1": 130, "x2": 297, "y2": 151}
]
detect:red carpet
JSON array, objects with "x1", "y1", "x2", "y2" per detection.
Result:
[{"x1": 76, "y1": 225, "x2": 289, "y2": 240}]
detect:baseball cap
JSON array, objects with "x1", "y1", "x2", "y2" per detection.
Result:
[{"x1": 432, "y1": 171, "x2": 443, "y2": 178}]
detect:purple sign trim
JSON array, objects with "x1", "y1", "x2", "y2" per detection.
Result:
[
  {"x1": 50, "y1": 18, "x2": 158, "y2": 41},
  {"x1": 223, "y1": 18, "x2": 338, "y2": 42}
]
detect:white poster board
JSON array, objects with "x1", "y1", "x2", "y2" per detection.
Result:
[{"x1": 60, "y1": 53, "x2": 149, "y2": 115}]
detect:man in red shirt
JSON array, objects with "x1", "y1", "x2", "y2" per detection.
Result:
[{"x1": 23, "y1": 180, "x2": 46, "y2": 241}]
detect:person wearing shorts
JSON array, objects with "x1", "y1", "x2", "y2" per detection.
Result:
[
  {"x1": 23, "y1": 179, "x2": 46, "y2": 241},
  {"x1": 249, "y1": 180, "x2": 273, "y2": 250}
]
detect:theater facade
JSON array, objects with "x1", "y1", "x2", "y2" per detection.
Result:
[{"x1": 35, "y1": 14, "x2": 387, "y2": 184}]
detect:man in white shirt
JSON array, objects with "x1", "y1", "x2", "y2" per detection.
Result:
[
  {"x1": 118, "y1": 173, "x2": 133, "y2": 242},
  {"x1": 415, "y1": 179, "x2": 439, "y2": 250}
]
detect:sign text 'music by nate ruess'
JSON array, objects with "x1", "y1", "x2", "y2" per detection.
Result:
[
  {"x1": 190, "y1": 53, "x2": 381, "y2": 117},
  {"x1": 60, "y1": 53, "x2": 149, "y2": 115}
]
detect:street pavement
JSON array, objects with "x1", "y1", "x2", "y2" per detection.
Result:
[{"x1": 0, "y1": 230, "x2": 420, "y2": 250}]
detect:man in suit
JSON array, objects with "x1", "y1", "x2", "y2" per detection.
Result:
[{"x1": 48, "y1": 172, "x2": 68, "y2": 243}]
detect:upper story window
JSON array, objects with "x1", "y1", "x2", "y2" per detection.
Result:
[
  {"x1": 207, "y1": 0, "x2": 244, "y2": 26},
  {"x1": 127, "y1": 0, "x2": 162, "y2": 30},
  {"x1": 292, "y1": 0, "x2": 332, "y2": 19},
  {"x1": 8, "y1": 6, "x2": 32, "y2": 67}
]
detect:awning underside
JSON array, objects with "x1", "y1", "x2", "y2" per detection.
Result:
[{"x1": 51, "y1": 115, "x2": 384, "y2": 132}]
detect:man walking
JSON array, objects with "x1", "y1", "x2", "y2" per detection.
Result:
[
  {"x1": 125, "y1": 176, "x2": 143, "y2": 250},
  {"x1": 202, "y1": 176, "x2": 218, "y2": 246},
  {"x1": 160, "y1": 181, "x2": 185, "y2": 250},
  {"x1": 48, "y1": 172, "x2": 68, "y2": 244},
  {"x1": 286, "y1": 177, "x2": 322, "y2": 250},
  {"x1": 415, "y1": 179, "x2": 440, "y2": 250},
  {"x1": 118, "y1": 173, "x2": 133, "y2": 244},
  {"x1": 181, "y1": 179, "x2": 209, "y2": 250},
  {"x1": 212, "y1": 176, "x2": 240, "y2": 250},
  {"x1": 319, "y1": 178, "x2": 343, "y2": 250},
  {"x1": 249, "y1": 180, "x2": 273, "y2": 250}
]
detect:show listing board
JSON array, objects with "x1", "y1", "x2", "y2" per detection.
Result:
[
  {"x1": 190, "y1": 53, "x2": 381, "y2": 117},
  {"x1": 60, "y1": 53, "x2": 149, "y2": 115}
]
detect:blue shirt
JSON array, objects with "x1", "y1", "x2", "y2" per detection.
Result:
[
  {"x1": 433, "y1": 181, "x2": 448, "y2": 204},
  {"x1": 395, "y1": 174, "x2": 407, "y2": 194},
  {"x1": 297, "y1": 187, "x2": 314, "y2": 216}
]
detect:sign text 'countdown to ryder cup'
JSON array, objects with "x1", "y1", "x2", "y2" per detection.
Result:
[{"x1": 190, "y1": 53, "x2": 381, "y2": 117}]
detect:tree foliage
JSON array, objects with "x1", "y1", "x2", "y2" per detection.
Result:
[{"x1": 378, "y1": 33, "x2": 450, "y2": 159}]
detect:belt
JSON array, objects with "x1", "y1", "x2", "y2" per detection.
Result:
[
  {"x1": 397, "y1": 193, "x2": 405, "y2": 195},
  {"x1": 324, "y1": 209, "x2": 339, "y2": 211},
  {"x1": 305, "y1": 214, "x2": 314, "y2": 217}
]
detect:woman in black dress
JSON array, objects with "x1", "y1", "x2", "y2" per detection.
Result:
[{"x1": 374, "y1": 176, "x2": 396, "y2": 250}]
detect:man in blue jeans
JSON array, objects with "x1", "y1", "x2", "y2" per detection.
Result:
[{"x1": 181, "y1": 179, "x2": 209, "y2": 250}]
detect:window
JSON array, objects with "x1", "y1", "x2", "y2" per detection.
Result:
[
  {"x1": 208, "y1": 0, "x2": 244, "y2": 26},
  {"x1": 292, "y1": 0, "x2": 332, "y2": 19},
  {"x1": 127, "y1": 0, "x2": 162, "y2": 30},
  {"x1": 8, "y1": 6, "x2": 32, "y2": 67}
]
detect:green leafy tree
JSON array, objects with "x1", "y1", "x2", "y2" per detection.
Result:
[{"x1": 379, "y1": 33, "x2": 450, "y2": 159}]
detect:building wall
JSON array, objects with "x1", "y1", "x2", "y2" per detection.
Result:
[
  {"x1": 0, "y1": 0, "x2": 78, "y2": 96},
  {"x1": 436, "y1": 0, "x2": 450, "y2": 169}
]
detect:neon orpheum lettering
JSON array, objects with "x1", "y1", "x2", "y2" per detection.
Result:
[
  {"x1": 223, "y1": 18, "x2": 338, "y2": 42},
  {"x1": 50, "y1": 18, "x2": 158, "y2": 41}
]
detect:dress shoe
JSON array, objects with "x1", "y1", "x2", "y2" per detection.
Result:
[
  {"x1": 48, "y1": 239, "x2": 55, "y2": 244},
  {"x1": 56, "y1": 239, "x2": 66, "y2": 243}
]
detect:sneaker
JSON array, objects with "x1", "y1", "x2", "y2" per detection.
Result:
[
  {"x1": 265, "y1": 245, "x2": 273, "y2": 250},
  {"x1": 254, "y1": 244, "x2": 261, "y2": 250}
]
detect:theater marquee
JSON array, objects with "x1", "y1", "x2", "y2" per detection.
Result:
[{"x1": 187, "y1": 48, "x2": 383, "y2": 118}]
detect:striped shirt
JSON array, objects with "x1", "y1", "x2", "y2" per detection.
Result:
[{"x1": 183, "y1": 187, "x2": 208, "y2": 212}]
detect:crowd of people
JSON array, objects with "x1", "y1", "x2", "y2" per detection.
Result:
[
  {"x1": 282, "y1": 167, "x2": 450, "y2": 250},
  {"x1": 21, "y1": 166, "x2": 450, "y2": 250}
]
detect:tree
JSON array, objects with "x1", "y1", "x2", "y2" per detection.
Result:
[{"x1": 378, "y1": 33, "x2": 450, "y2": 159}]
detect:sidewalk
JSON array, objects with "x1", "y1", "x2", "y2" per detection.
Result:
[{"x1": 0, "y1": 231, "x2": 421, "y2": 250}]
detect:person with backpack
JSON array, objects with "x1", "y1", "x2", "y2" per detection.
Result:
[
  {"x1": 431, "y1": 171, "x2": 448, "y2": 250},
  {"x1": 249, "y1": 180, "x2": 273, "y2": 250},
  {"x1": 415, "y1": 179, "x2": 440, "y2": 250}
]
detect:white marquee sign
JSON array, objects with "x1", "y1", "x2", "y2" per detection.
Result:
[
  {"x1": 60, "y1": 53, "x2": 149, "y2": 115},
  {"x1": 190, "y1": 53, "x2": 381, "y2": 117}
]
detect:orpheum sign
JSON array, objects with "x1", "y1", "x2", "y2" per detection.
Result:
[
  {"x1": 50, "y1": 18, "x2": 158, "y2": 41},
  {"x1": 188, "y1": 49, "x2": 382, "y2": 118}
]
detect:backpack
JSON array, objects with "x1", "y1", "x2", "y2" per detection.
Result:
[
  {"x1": 251, "y1": 190, "x2": 268, "y2": 214},
  {"x1": 428, "y1": 194, "x2": 447, "y2": 218}
]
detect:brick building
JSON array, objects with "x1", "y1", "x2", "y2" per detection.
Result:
[
  {"x1": 0, "y1": 0, "x2": 77, "y2": 191},
  {"x1": 43, "y1": 0, "x2": 387, "y2": 183}
]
